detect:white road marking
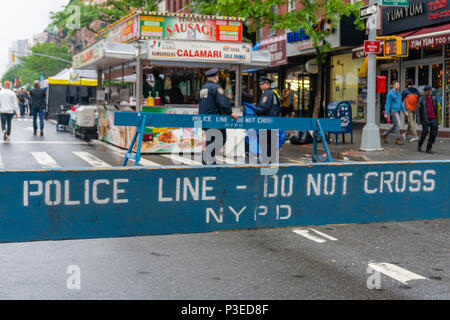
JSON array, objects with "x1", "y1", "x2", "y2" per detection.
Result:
[
  {"x1": 309, "y1": 228, "x2": 338, "y2": 241},
  {"x1": 0, "y1": 154, "x2": 3, "y2": 168},
  {"x1": 161, "y1": 154, "x2": 202, "y2": 165},
  {"x1": 92, "y1": 140, "x2": 161, "y2": 167},
  {"x1": 368, "y1": 262, "x2": 427, "y2": 285},
  {"x1": 31, "y1": 152, "x2": 60, "y2": 168},
  {"x1": 293, "y1": 229, "x2": 327, "y2": 243},
  {"x1": 236, "y1": 185, "x2": 247, "y2": 190},
  {"x1": 138, "y1": 157, "x2": 161, "y2": 167},
  {"x1": 73, "y1": 151, "x2": 111, "y2": 167}
]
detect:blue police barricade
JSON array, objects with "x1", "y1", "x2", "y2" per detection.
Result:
[
  {"x1": 327, "y1": 101, "x2": 353, "y2": 144},
  {"x1": 0, "y1": 161, "x2": 448, "y2": 243},
  {"x1": 243, "y1": 102, "x2": 285, "y2": 155},
  {"x1": 114, "y1": 112, "x2": 341, "y2": 164}
]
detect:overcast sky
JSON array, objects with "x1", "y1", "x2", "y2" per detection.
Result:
[{"x1": 0, "y1": 0, "x2": 69, "y2": 77}]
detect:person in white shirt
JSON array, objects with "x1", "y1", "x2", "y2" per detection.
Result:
[{"x1": 0, "y1": 81, "x2": 20, "y2": 141}]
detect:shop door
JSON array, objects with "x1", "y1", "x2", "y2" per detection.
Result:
[
  {"x1": 445, "y1": 60, "x2": 450, "y2": 128},
  {"x1": 297, "y1": 73, "x2": 311, "y2": 117},
  {"x1": 378, "y1": 67, "x2": 398, "y2": 124},
  {"x1": 404, "y1": 61, "x2": 444, "y2": 127}
]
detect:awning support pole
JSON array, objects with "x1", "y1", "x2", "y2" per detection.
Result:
[
  {"x1": 235, "y1": 64, "x2": 242, "y2": 112},
  {"x1": 135, "y1": 42, "x2": 143, "y2": 113}
]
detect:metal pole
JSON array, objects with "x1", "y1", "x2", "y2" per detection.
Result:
[
  {"x1": 135, "y1": 42, "x2": 143, "y2": 113},
  {"x1": 360, "y1": 0, "x2": 382, "y2": 151},
  {"x1": 235, "y1": 64, "x2": 242, "y2": 113}
]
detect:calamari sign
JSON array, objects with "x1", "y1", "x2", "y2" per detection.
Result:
[{"x1": 147, "y1": 40, "x2": 251, "y2": 64}]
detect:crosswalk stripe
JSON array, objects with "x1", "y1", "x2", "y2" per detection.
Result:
[
  {"x1": 31, "y1": 152, "x2": 60, "y2": 168},
  {"x1": 161, "y1": 154, "x2": 202, "y2": 166},
  {"x1": 92, "y1": 140, "x2": 161, "y2": 167},
  {"x1": 138, "y1": 158, "x2": 161, "y2": 167},
  {"x1": 0, "y1": 154, "x2": 3, "y2": 168},
  {"x1": 73, "y1": 151, "x2": 111, "y2": 167}
]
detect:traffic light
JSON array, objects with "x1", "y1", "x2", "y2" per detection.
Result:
[
  {"x1": 384, "y1": 37, "x2": 409, "y2": 58},
  {"x1": 11, "y1": 54, "x2": 15, "y2": 62}
]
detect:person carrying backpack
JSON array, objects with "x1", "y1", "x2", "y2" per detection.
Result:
[{"x1": 401, "y1": 79, "x2": 420, "y2": 142}]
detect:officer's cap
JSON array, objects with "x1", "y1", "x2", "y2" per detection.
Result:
[
  {"x1": 259, "y1": 76, "x2": 273, "y2": 85},
  {"x1": 205, "y1": 68, "x2": 219, "y2": 77}
]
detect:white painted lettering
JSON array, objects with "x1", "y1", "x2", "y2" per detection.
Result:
[
  {"x1": 113, "y1": 179, "x2": 129, "y2": 204},
  {"x1": 364, "y1": 172, "x2": 378, "y2": 194},
  {"x1": 229, "y1": 206, "x2": 246, "y2": 222},
  {"x1": 65, "y1": 180, "x2": 80, "y2": 205},
  {"x1": 92, "y1": 179, "x2": 110, "y2": 204},
  {"x1": 307, "y1": 174, "x2": 321, "y2": 196}
]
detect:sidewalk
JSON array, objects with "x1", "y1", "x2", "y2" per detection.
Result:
[{"x1": 282, "y1": 126, "x2": 450, "y2": 162}]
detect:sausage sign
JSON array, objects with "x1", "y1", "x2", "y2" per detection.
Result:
[{"x1": 0, "y1": 160, "x2": 448, "y2": 243}]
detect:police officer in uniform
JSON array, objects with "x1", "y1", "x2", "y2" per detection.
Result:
[
  {"x1": 256, "y1": 76, "x2": 281, "y2": 161},
  {"x1": 199, "y1": 68, "x2": 238, "y2": 164}
]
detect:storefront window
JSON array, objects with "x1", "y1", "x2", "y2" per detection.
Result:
[
  {"x1": 330, "y1": 53, "x2": 364, "y2": 119},
  {"x1": 267, "y1": 73, "x2": 279, "y2": 89},
  {"x1": 446, "y1": 44, "x2": 450, "y2": 59},
  {"x1": 404, "y1": 48, "x2": 421, "y2": 61},
  {"x1": 418, "y1": 65, "x2": 429, "y2": 86},
  {"x1": 405, "y1": 67, "x2": 416, "y2": 86},
  {"x1": 445, "y1": 60, "x2": 450, "y2": 128},
  {"x1": 285, "y1": 69, "x2": 300, "y2": 115},
  {"x1": 423, "y1": 45, "x2": 443, "y2": 59}
]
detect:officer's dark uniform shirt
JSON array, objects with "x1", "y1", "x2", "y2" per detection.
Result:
[
  {"x1": 256, "y1": 88, "x2": 280, "y2": 117},
  {"x1": 199, "y1": 81, "x2": 232, "y2": 115}
]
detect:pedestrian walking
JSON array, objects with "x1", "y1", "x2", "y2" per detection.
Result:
[
  {"x1": 0, "y1": 81, "x2": 20, "y2": 141},
  {"x1": 401, "y1": 79, "x2": 420, "y2": 142},
  {"x1": 18, "y1": 89, "x2": 26, "y2": 117},
  {"x1": 381, "y1": 80, "x2": 408, "y2": 145},
  {"x1": 417, "y1": 85, "x2": 439, "y2": 154},
  {"x1": 25, "y1": 91, "x2": 31, "y2": 116},
  {"x1": 281, "y1": 83, "x2": 294, "y2": 117},
  {"x1": 199, "y1": 68, "x2": 238, "y2": 165},
  {"x1": 256, "y1": 76, "x2": 281, "y2": 161},
  {"x1": 29, "y1": 80, "x2": 46, "y2": 136}
]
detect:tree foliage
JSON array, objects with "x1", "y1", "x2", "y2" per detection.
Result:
[
  {"x1": 2, "y1": 43, "x2": 71, "y2": 88},
  {"x1": 190, "y1": 0, "x2": 286, "y2": 44},
  {"x1": 49, "y1": 0, "x2": 161, "y2": 42},
  {"x1": 275, "y1": 0, "x2": 364, "y2": 59},
  {"x1": 275, "y1": 0, "x2": 364, "y2": 117}
]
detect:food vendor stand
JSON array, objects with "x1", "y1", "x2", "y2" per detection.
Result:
[{"x1": 73, "y1": 10, "x2": 252, "y2": 154}]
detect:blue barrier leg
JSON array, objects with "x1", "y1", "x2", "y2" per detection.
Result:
[
  {"x1": 316, "y1": 119, "x2": 334, "y2": 163},
  {"x1": 122, "y1": 114, "x2": 148, "y2": 167},
  {"x1": 312, "y1": 131, "x2": 318, "y2": 163},
  {"x1": 134, "y1": 115, "x2": 148, "y2": 167}
]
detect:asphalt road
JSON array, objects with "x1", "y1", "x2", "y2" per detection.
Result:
[{"x1": 0, "y1": 117, "x2": 448, "y2": 299}]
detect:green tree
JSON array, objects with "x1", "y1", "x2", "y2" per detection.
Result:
[
  {"x1": 2, "y1": 43, "x2": 71, "y2": 88},
  {"x1": 275, "y1": 0, "x2": 364, "y2": 118},
  {"x1": 49, "y1": 0, "x2": 161, "y2": 42},
  {"x1": 190, "y1": 0, "x2": 286, "y2": 44}
]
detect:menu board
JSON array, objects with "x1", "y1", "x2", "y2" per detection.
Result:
[
  {"x1": 98, "y1": 108, "x2": 203, "y2": 154},
  {"x1": 140, "y1": 15, "x2": 242, "y2": 42}
]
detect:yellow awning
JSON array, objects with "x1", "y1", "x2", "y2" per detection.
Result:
[
  {"x1": 48, "y1": 78, "x2": 97, "y2": 86},
  {"x1": 358, "y1": 56, "x2": 368, "y2": 78}
]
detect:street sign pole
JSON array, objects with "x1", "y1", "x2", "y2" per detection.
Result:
[{"x1": 360, "y1": 0, "x2": 383, "y2": 151}]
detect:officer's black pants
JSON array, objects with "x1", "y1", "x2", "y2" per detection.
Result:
[
  {"x1": 418, "y1": 119, "x2": 438, "y2": 151},
  {"x1": 203, "y1": 129, "x2": 227, "y2": 165}
]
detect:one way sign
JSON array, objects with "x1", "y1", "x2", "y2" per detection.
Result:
[{"x1": 360, "y1": 4, "x2": 378, "y2": 20}]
